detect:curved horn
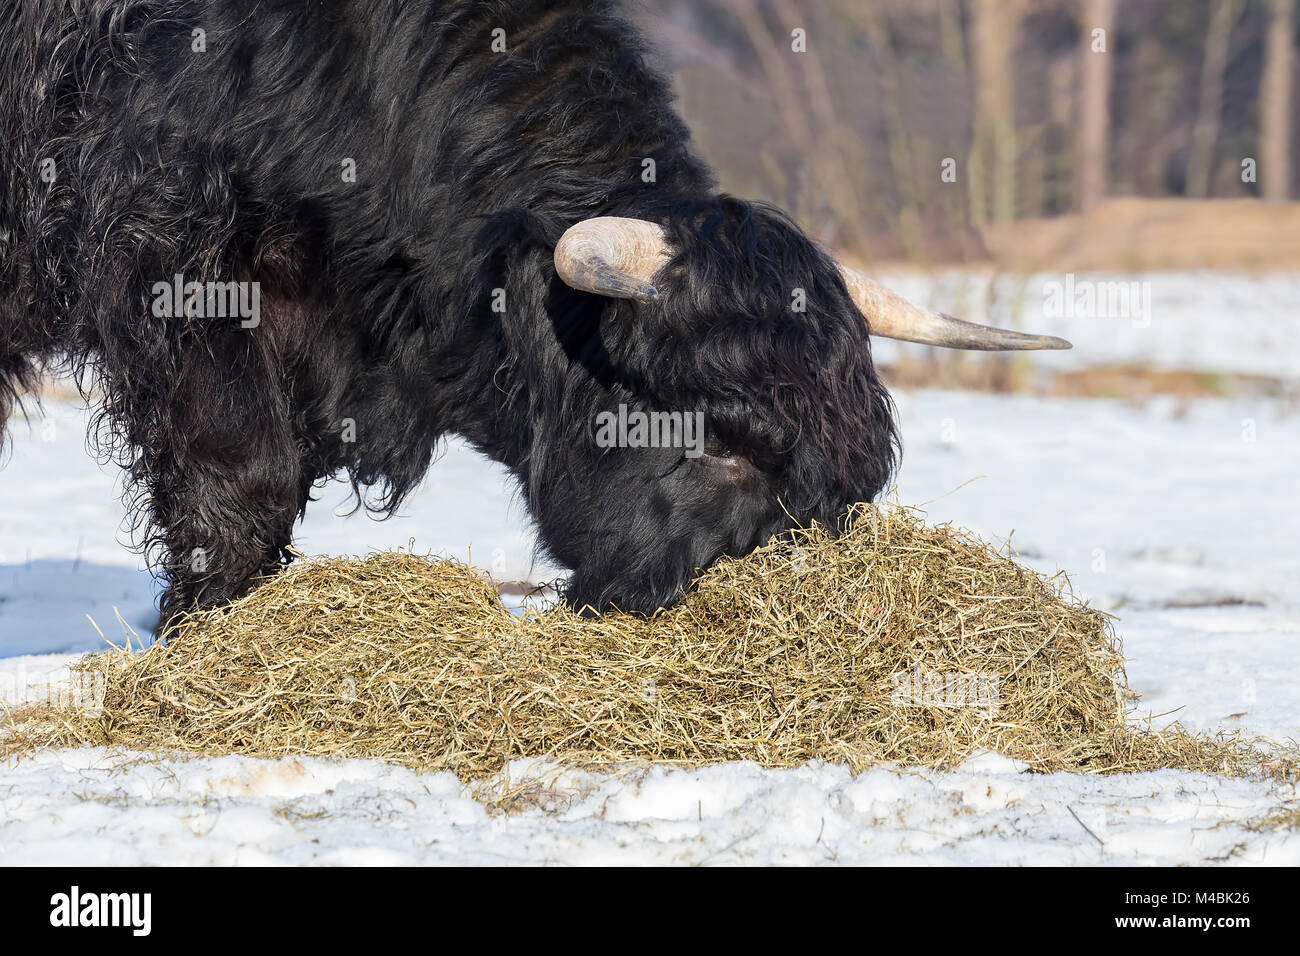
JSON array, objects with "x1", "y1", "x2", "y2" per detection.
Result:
[
  {"x1": 838, "y1": 266, "x2": 1072, "y2": 351},
  {"x1": 554, "y1": 218, "x2": 1071, "y2": 350},
  {"x1": 554, "y1": 217, "x2": 671, "y2": 301}
]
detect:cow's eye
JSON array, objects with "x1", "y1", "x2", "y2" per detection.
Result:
[
  {"x1": 703, "y1": 438, "x2": 737, "y2": 460},
  {"x1": 698, "y1": 436, "x2": 759, "y2": 485}
]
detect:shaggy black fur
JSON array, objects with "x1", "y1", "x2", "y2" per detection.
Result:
[{"x1": 0, "y1": 0, "x2": 899, "y2": 625}]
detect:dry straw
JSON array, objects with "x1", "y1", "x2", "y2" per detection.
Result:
[{"x1": 4, "y1": 504, "x2": 1296, "y2": 782}]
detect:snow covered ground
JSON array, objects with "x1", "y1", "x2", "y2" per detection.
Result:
[
  {"x1": 1, "y1": 272, "x2": 1297, "y2": 865},
  {"x1": 872, "y1": 269, "x2": 1300, "y2": 380},
  {"x1": 2, "y1": 750, "x2": 1295, "y2": 865}
]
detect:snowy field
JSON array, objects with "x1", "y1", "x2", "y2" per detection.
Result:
[
  {"x1": 1, "y1": 272, "x2": 1298, "y2": 865},
  {"x1": 872, "y1": 269, "x2": 1300, "y2": 380}
]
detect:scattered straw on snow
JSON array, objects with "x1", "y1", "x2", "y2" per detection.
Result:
[
  {"x1": 1245, "y1": 803, "x2": 1300, "y2": 833},
  {"x1": 4, "y1": 504, "x2": 1296, "y2": 782}
]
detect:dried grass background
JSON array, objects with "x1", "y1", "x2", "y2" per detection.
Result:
[{"x1": 4, "y1": 504, "x2": 1296, "y2": 784}]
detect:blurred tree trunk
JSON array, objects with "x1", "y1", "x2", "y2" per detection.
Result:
[
  {"x1": 1186, "y1": 0, "x2": 1241, "y2": 198},
  {"x1": 727, "y1": 0, "x2": 865, "y2": 246},
  {"x1": 1124, "y1": 34, "x2": 1160, "y2": 196},
  {"x1": 1076, "y1": 0, "x2": 1116, "y2": 212},
  {"x1": 932, "y1": 0, "x2": 983, "y2": 261},
  {"x1": 771, "y1": 0, "x2": 869, "y2": 249},
  {"x1": 1261, "y1": 0, "x2": 1294, "y2": 202},
  {"x1": 837, "y1": 0, "x2": 926, "y2": 260},
  {"x1": 970, "y1": 0, "x2": 1022, "y2": 225}
]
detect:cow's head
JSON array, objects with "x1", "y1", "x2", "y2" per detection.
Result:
[{"x1": 526, "y1": 198, "x2": 1068, "y2": 613}]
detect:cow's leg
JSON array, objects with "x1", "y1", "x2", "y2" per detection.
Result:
[
  {"x1": 0, "y1": 235, "x2": 47, "y2": 456},
  {"x1": 135, "y1": 330, "x2": 307, "y2": 635},
  {"x1": 152, "y1": 455, "x2": 306, "y2": 635}
]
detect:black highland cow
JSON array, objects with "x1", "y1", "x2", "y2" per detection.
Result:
[{"x1": 0, "y1": 0, "x2": 1067, "y2": 628}]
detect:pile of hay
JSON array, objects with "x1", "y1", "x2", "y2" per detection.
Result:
[{"x1": 4, "y1": 504, "x2": 1294, "y2": 781}]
